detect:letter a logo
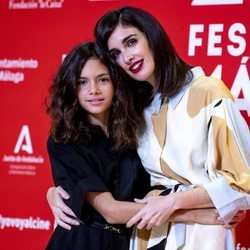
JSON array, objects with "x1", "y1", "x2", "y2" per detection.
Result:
[{"x1": 14, "y1": 125, "x2": 33, "y2": 154}]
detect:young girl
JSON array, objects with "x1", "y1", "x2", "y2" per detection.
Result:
[{"x1": 45, "y1": 41, "x2": 151, "y2": 249}]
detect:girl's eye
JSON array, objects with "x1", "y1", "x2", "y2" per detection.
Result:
[
  {"x1": 99, "y1": 77, "x2": 110, "y2": 83},
  {"x1": 78, "y1": 79, "x2": 87, "y2": 85}
]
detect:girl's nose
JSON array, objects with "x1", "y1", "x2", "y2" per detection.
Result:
[{"x1": 89, "y1": 82, "x2": 100, "y2": 94}]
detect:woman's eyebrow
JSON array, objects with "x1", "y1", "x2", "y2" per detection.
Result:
[{"x1": 109, "y1": 34, "x2": 137, "y2": 53}]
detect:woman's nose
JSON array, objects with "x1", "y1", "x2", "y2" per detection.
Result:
[{"x1": 123, "y1": 51, "x2": 134, "y2": 65}]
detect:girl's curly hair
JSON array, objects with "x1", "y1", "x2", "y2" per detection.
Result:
[{"x1": 46, "y1": 41, "x2": 141, "y2": 149}]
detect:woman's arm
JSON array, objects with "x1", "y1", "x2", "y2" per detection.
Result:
[
  {"x1": 47, "y1": 186, "x2": 245, "y2": 229},
  {"x1": 47, "y1": 186, "x2": 80, "y2": 230},
  {"x1": 47, "y1": 186, "x2": 223, "y2": 226},
  {"x1": 85, "y1": 190, "x2": 223, "y2": 226},
  {"x1": 126, "y1": 186, "x2": 216, "y2": 229}
]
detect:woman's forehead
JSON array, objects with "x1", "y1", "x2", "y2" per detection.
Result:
[{"x1": 108, "y1": 24, "x2": 143, "y2": 48}]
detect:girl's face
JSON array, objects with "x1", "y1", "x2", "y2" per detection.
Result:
[
  {"x1": 107, "y1": 24, "x2": 155, "y2": 85},
  {"x1": 77, "y1": 58, "x2": 114, "y2": 125}
]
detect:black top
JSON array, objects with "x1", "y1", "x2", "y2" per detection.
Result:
[{"x1": 46, "y1": 126, "x2": 151, "y2": 250}]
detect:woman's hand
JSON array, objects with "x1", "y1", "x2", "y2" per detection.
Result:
[
  {"x1": 46, "y1": 186, "x2": 79, "y2": 230},
  {"x1": 171, "y1": 208, "x2": 223, "y2": 225},
  {"x1": 182, "y1": 209, "x2": 246, "y2": 228},
  {"x1": 126, "y1": 194, "x2": 246, "y2": 230},
  {"x1": 222, "y1": 210, "x2": 246, "y2": 229},
  {"x1": 126, "y1": 195, "x2": 176, "y2": 230}
]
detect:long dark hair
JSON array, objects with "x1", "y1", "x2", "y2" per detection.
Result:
[
  {"x1": 94, "y1": 6, "x2": 193, "y2": 100},
  {"x1": 46, "y1": 41, "x2": 140, "y2": 149}
]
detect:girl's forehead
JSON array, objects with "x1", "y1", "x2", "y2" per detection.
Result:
[{"x1": 80, "y1": 58, "x2": 109, "y2": 74}]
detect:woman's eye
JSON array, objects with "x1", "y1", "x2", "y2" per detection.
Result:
[{"x1": 127, "y1": 38, "x2": 137, "y2": 47}]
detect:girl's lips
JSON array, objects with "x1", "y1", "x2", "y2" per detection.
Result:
[
  {"x1": 129, "y1": 60, "x2": 143, "y2": 74},
  {"x1": 87, "y1": 98, "x2": 104, "y2": 105}
]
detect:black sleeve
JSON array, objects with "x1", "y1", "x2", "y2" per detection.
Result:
[
  {"x1": 132, "y1": 154, "x2": 151, "y2": 199},
  {"x1": 47, "y1": 136, "x2": 109, "y2": 218}
]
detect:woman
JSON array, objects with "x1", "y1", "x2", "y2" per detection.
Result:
[
  {"x1": 47, "y1": 6, "x2": 250, "y2": 250},
  {"x1": 94, "y1": 6, "x2": 250, "y2": 249}
]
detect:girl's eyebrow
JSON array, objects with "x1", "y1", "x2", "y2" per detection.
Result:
[
  {"x1": 97, "y1": 73, "x2": 110, "y2": 78},
  {"x1": 79, "y1": 73, "x2": 109, "y2": 79}
]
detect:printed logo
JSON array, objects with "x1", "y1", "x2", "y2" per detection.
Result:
[
  {"x1": 188, "y1": 23, "x2": 246, "y2": 56},
  {"x1": 192, "y1": 0, "x2": 243, "y2": 5},
  {"x1": 211, "y1": 57, "x2": 250, "y2": 118},
  {"x1": 187, "y1": 22, "x2": 250, "y2": 119},
  {"x1": 9, "y1": 0, "x2": 64, "y2": 10},
  {"x1": 62, "y1": 54, "x2": 67, "y2": 62},
  {"x1": 236, "y1": 243, "x2": 250, "y2": 250},
  {"x1": 2, "y1": 125, "x2": 45, "y2": 176},
  {"x1": 0, "y1": 214, "x2": 51, "y2": 231},
  {"x1": 14, "y1": 125, "x2": 33, "y2": 154},
  {"x1": 0, "y1": 58, "x2": 38, "y2": 84}
]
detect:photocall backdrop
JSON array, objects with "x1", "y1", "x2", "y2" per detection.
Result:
[{"x1": 0, "y1": 0, "x2": 249, "y2": 249}]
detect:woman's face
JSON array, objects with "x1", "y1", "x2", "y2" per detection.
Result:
[
  {"x1": 77, "y1": 58, "x2": 114, "y2": 125},
  {"x1": 107, "y1": 24, "x2": 155, "y2": 85}
]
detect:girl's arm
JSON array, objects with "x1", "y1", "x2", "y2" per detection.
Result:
[
  {"x1": 47, "y1": 186, "x2": 224, "y2": 227},
  {"x1": 47, "y1": 186, "x2": 245, "y2": 230},
  {"x1": 85, "y1": 192, "x2": 144, "y2": 224},
  {"x1": 85, "y1": 190, "x2": 222, "y2": 226}
]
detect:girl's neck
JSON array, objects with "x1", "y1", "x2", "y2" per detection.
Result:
[{"x1": 88, "y1": 113, "x2": 109, "y2": 136}]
